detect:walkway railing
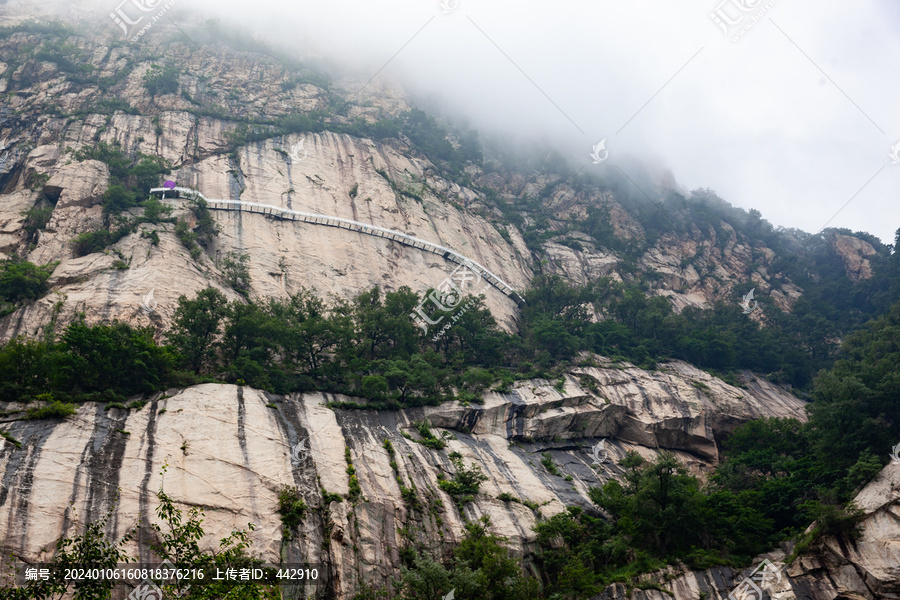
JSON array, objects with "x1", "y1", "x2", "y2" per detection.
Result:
[{"x1": 150, "y1": 187, "x2": 525, "y2": 306}]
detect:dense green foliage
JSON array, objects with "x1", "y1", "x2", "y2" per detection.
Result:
[
  {"x1": 73, "y1": 141, "x2": 170, "y2": 214},
  {"x1": 0, "y1": 319, "x2": 178, "y2": 404},
  {"x1": 157, "y1": 267, "x2": 807, "y2": 405},
  {"x1": 2, "y1": 266, "x2": 896, "y2": 420},
  {"x1": 276, "y1": 486, "x2": 307, "y2": 539},
  {"x1": 0, "y1": 258, "x2": 54, "y2": 316},
  {"x1": 357, "y1": 516, "x2": 540, "y2": 600},
  {"x1": 352, "y1": 296, "x2": 900, "y2": 599},
  {"x1": 142, "y1": 63, "x2": 180, "y2": 96},
  {"x1": 516, "y1": 274, "x2": 822, "y2": 387},
  {"x1": 22, "y1": 400, "x2": 76, "y2": 420},
  {"x1": 437, "y1": 456, "x2": 488, "y2": 508},
  {"x1": 807, "y1": 299, "x2": 900, "y2": 476},
  {"x1": 163, "y1": 286, "x2": 506, "y2": 404},
  {"x1": 530, "y1": 452, "x2": 772, "y2": 597},
  {"x1": 66, "y1": 142, "x2": 174, "y2": 258},
  {"x1": 504, "y1": 163, "x2": 900, "y2": 388},
  {"x1": 73, "y1": 225, "x2": 130, "y2": 257},
  {"x1": 528, "y1": 299, "x2": 900, "y2": 597}
]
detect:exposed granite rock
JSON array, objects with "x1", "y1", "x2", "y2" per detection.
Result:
[
  {"x1": 830, "y1": 233, "x2": 878, "y2": 283},
  {"x1": 0, "y1": 128, "x2": 531, "y2": 341},
  {"x1": 1, "y1": 374, "x2": 893, "y2": 599},
  {"x1": 0, "y1": 12, "x2": 893, "y2": 600},
  {"x1": 0, "y1": 189, "x2": 37, "y2": 253},
  {"x1": 0, "y1": 360, "x2": 811, "y2": 599},
  {"x1": 0, "y1": 17, "x2": 822, "y2": 336},
  {"x1": 42, "y1": 159, "x2": 107, "y2": 209}
]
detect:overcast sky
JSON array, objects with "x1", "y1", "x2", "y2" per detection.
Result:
[{"x1": 35, "y1": 0, "x2": 900, "y2": 244}]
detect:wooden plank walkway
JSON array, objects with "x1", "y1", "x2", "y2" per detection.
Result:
[{"x1": 150, "y1": 187, "x2": 525, "y2": 306}]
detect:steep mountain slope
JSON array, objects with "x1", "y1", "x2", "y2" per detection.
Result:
[
  {"x1": 2, "y1": 16, "x2": 878, "y2": 340},
  {"x1": 0, "y1": 10, "x2": 898, "y2": 600},
  {"x1": 0, "y1": 371, "x2": 807, "y2": 598}
]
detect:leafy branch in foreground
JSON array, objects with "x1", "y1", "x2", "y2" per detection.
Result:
[{"x1": 0, "y1": 467, "x2": 277, "y2": 600}]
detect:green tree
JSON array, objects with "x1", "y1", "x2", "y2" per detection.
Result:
[
  {"x1": 534, "y1": 507, "x2": 611, "y2": 598},
  {"x1": 101, "y1": 183, "x2": 139, "y2": 213},
  {"x1": 453, "y1": 516, "x2": 540, "y2": 600},
  {"x1": 0, "y1": 506, "x2": 133, "y2": 600},
  {"x1": 222, "y1": 251, "x2": 251, "y2": 295},
  {"x1": 591, "y1": 454, "x2": 708, "y2": 558},
  {"x1": 167, "y1": 287, "x2": 228, "y2": 373},
  {"x1": 395, "y1": 517, "x2": 539, "y2": 600},
  {"x1": 2, "y1": 469, "x2": 277, "y2": 599},
  {"x1": 0, "y1": 337, "x2": 55, "y2": 402},
  {"x1": 222, "y1": 301, "x2": 281, "y2": 389},
  {"x1": 57, "y1": 320, "x2": 174, "y2": 395},
  {"x1": 807, "y1": 299, "x2": 900, "y2": 480},
  {"x1": 352, "y1": 286, "x2": 420, "y2": 361},
  {"x1": 143, "y1": 64, "x2": 180, "y2": 96},
  {"x1": 380, "y1": 355, "x2": 440, "y2": 405},
  {"x1": 267, "y1": 289, "x2": 341, "y2": 382},
  {"x1": 0, "y1": 259, "x2": 54, "y2": 305}
]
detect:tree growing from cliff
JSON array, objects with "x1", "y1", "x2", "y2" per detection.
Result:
[
  {"x1": 167, "y1": 287, "x2": 228, "y2": 373},
  {"x1": 149, "y1": 484, "x2": 278, "y2": 600},
  {"x1": 392, "y1": 516, "x2": 540, "y2": 600},
  {"x1": 73, "y1": 141, "x2": 171, "y2": 215},
  {"x1": 806, "y1": 298, "x2": 900, "y2": 483},
  {"x1": 222, "y1": 251, "x2": 251, "y2": 296},
  {"x1": 438, "y1": 455, "x2": 488, "y2": 511},
  {"x1": 0, "y1": 507, "x2": 133, "y2": 600},
  {"x1": 142, "y1": 64, "x2": 180, "y2": 96},
  {"x1": 58, "y1": 319, "x2": 175, "y2": 396},
  {"x1": 0, "y1": 480, "x2": 276, "y2": 600},
  {"x1": 0, "y1": 258, "x2": 54, "y2": 317}
]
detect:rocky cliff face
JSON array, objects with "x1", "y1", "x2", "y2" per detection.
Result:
[
  {"x1": 3, "y1": 370, "x2": 896, "y2": 600},
  {"x1": 0, "y1": 14, "x2": 842, "y2": 341},
  {"x1": 1, "y1": 128, "x2": 531, "y2": 342},
  {"x1": 1, "y1": 360, "x2": 809, "y2": 599},
  {"x1": 0, "y1": 9, "x2": 895, "y2": 600}
]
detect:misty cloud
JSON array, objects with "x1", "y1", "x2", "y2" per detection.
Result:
[{"x1": 20, "y1": 0, "x2": 900, "y2": 243}]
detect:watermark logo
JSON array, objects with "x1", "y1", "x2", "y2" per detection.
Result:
[
  {"x1": 410, "y1": 260, "x2": 489, "y2": 342},
  {"x1": 590, "y1": 440, "x2": 609, "y2": 465},
  {"x1": 128, "y1": 560, "x2": 173, "y2": 600},
  {"x1": 443, "y1": 589, "x2": 455, "y2": 600},
  {"x1": 141, "y1": 289, "x2": 158, "y2": 315},
  {"x1": 727, "y1": 558, "x2": 782, "y2": 600},
  {"x1": 110, "y1": 0, "x2": 179, "y2": 42},
  {"x1": 288, "y1": 140, "x2": 308, "y2": 162},
  {"x1": 110, "y1": 0, "x2": 160, "y2": 35},
  {"x1": 890, "y1": 142, "x2": 900, "y2": 165},
  {"x1": 128, "y1": 580, "x2": 162, "y2": 600},
  {"x1": 739, "y1": 288, "x2": 759, "y2": 315},
  {"x1": 291, "y1": 438, "x2": 310, "y2": 466},
  {"x1": 710, "y1": 0, "x2": 780, "y2": 42},
  {"x1": 590, "y1": 139, "x2": 609, "y2": 164},
  {"x1": 890, "y1": 442, "x2": 900, "y2": 465},
  {"x1": 439, "y1": 0, "x2": 459, "y2": 14}
]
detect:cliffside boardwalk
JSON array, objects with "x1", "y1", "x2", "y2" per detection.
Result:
[{"x1": 150, "y1": 186, "x2": 526, "y2": 306}]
